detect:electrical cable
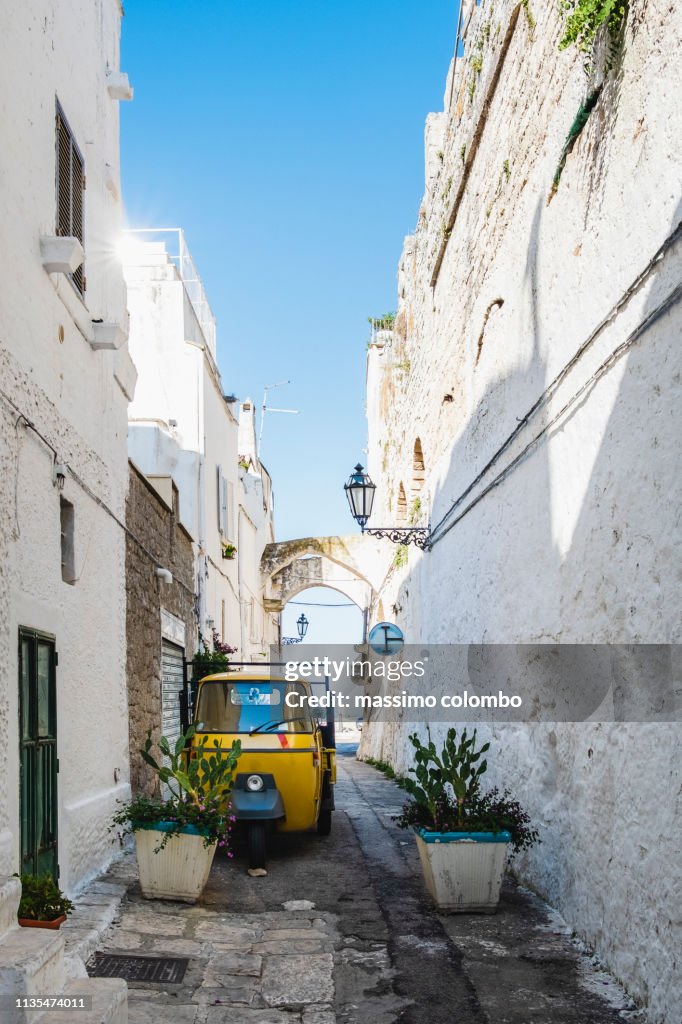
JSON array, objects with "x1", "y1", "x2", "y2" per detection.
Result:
[
  {"x1": 429, "y1": 281, "x2": 682, "y2": 547},
  {"x1": 287, "y1": 599, "x2": 357, "y2": 607},
  {"x1": 0, "y1": 386, "x2": 196, "y2": 596},
  {"x1": 429, "y1": 220, "x2": 682, "y2": 542}
]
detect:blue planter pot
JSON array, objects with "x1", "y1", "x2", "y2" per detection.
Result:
[{"x1": 414, "y1": 828, "x2": 512, "y2": 844}]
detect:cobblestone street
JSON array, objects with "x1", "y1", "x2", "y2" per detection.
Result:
[{"x1": 62, "y1": 744, "x2": 646, "y2": 1024}]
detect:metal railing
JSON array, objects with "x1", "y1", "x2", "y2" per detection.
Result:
[{"x1": 124, "y1": 227, "x2": 217, "y2": 357}]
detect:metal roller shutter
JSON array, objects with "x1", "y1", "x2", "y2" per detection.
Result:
[{"x1": 161, "y1": 640, "x2": 184, "y2": 752}]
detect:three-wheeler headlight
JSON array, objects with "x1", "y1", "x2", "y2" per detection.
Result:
[{"x1": 246, "y1": 774, "x2": 265, "y2": 793}]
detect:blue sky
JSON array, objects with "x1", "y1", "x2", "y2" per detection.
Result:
[{"x1": 121, "y1": 1, "x2": 457, "y2": 641}]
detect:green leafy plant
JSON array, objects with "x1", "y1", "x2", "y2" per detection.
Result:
[
  {"x1": 409, "y1": 497, "x2": 422, "y2": 525},
  {"x1": 221, "y1": 542, "x2": 237, "y2": 560},
  {"x1": 363, "y1": 757, "x2": 402, "y2": 781},
  {"x1": 521, "y1": 0, "x2": 536, "y2": 36},
  {"x1": 395, "y1": 727, "x2": 539, "y2": 854},
  {"x1": 111, "y1": 725, "x2": 242, "y2": 852},
  {"x1": 558, "y1": 0, "x2": 628, "y2": 57},
  {"x1": 368, "y1": 312, "x2": 396, "y2": 331},
  {"x1": 193, "y1": 630, "x2": 237, "y2": 679},
  {"x1": 16, "y1": 873, "x2": 74, "y2": 922},
  {"x1": 393, "y1": 544, "x2": 408, "y2": 569}
]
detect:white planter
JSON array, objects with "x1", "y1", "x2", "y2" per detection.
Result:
[
  {"x1": 135, "y1": 826, "x2": 217, "y2": 903},
  {"x1": 39, "y1": 235, "x2": 84, "y2": 274},
  {"x1": 414, "y1": 829, "x2": 511, "y2": 913}
]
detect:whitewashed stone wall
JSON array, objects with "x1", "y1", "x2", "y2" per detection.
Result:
[
  {"x1": 0, "y1": 0, "x2": 133, "y2": 891},
  {"x1": 361, "y1": 3, "x2": 682, "y2": 1021},
  {"x1": 124, "y1": 242, "x2": 280, "y2": 660}
]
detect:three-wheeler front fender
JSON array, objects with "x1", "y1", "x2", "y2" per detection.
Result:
[{"x1": 231, "y1": 773, "x2": 285, "y2": 821}]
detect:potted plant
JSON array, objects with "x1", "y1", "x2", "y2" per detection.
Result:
[
  {"x1": 16, "y1": 873, "x2": 74, "y2": 929},
  {"x1": 221, "y1": 542, "x2": 237, "y2": 560},
  {"x1": 396, "y1": 727, "x2": 538, "y2": 912},
  {"x1": 111, "y1": 725, "x2": 241, "y2": 902}
]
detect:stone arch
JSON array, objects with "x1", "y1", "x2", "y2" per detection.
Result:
[{"x1": 260, "y1": 535, "x2": 384, "y2": 614}]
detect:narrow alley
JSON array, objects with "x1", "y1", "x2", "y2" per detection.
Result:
[{"x1": 66, "y1": 742, "x2": 644, "y2": 1024}]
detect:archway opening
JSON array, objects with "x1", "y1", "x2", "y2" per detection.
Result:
[{"x1": 281, "y1": 586, "x2": 364, "y2": 646}]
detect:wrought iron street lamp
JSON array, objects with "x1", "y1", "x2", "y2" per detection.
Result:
[
  {"x1": 344, "y1": 464, "x2": 431, "y2": 549},
  {"x1": 282, "y1": 612, "x2": 310, "y2": 645}
]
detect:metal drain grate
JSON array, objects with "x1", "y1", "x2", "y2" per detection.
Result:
[{"x1": 87, "y1": 953, "x2": 189, "y2": 984}]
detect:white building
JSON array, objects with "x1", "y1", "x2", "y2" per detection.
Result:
[
  {"x1": 122, "y1": 231, "x2": 279, "y2": 670},
  {"x1": 0, "y1": 0, "x2": 135, "y2": 892}
]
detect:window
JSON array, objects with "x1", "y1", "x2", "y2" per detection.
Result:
[
  {"x1": 59, "y1": 497, "x2": 75, "y2": 584},
  {"x1": 216, "y1": 466, "x2": 233, "y2": 539},
  {"x1": 55, "y1": 103, "x2": 85, "y2": 294}
]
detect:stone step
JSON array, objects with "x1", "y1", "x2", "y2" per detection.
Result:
[
  {"x1": 0, "y1": 927, "x2": 65, "y2": 1022},
  {"x1": 32, "y1": 978, "x2": 128, "y2": 1024},
  {"x1": 0, "y1": 877, "x2": 22, "y2": 940}
]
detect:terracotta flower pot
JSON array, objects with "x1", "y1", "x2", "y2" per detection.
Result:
[{"x1": 18, "y1": 914, "x2": 67, "y2": 929}]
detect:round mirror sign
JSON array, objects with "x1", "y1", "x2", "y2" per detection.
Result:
[{"x1": 368, "y1": 621, "x2": 405, "y2": 656}]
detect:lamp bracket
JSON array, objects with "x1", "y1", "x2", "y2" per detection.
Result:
[{"x1": 363, "y1": 527, "x2": 431, "y2": 550}]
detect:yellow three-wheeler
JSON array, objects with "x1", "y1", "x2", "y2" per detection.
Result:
[{"x1": 191, "y1": 673, "x2": 336, "y2": 869}]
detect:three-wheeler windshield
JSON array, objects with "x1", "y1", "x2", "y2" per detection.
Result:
[{"x1": 195, "y1": 680, "x2": 315, "y2": 734}]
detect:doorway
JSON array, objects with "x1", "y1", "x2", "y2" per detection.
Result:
[{"x1": 18, "y1": 628, "x2": 58, "y2": 879}]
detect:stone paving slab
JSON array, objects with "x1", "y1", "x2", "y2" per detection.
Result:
[{"x1": 261, "y1": 953, "x2": 334, "y2": 1007}]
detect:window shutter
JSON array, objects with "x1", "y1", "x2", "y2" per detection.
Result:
[
  {"x1": 216, "y1": 466, "x2": 222, "y2": 531},
  {"x1": 56, "y1": 113, "x2": 71, "y2": 238},
  {"x1": 71, "y1": 144, "x2": 85, "y2": 293},
  {"x1": 221, "y1": 478, "x2": 229, "y2": 537},
  {"x1": 55, "y1": 105, "x2": 85, "y2": 295},
  {"x1": 227, "y1": 482, "x2": 235, "y2": 541}
]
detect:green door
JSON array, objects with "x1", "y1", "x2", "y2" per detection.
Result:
[{"x1": 19, "y1": 629, "x2": 58, "y2": 880}]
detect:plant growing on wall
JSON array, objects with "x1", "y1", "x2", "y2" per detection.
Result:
[
  {"x1": 558, "y1": 0, "x2": 629, "y2": 59},
  {"x1": 393, "y1": 544, "x2": 408, "y2": 569},
  {"x1": 368, "y1": 312, "x2": 396, "y2": 331}
]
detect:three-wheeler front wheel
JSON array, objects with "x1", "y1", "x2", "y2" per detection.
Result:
[
  {"x1": 317, "y1": 809, "x2": 332, "y2": 836},
  {"x1": 247, "y1": 821, "x2": 267, "y2": 869}
]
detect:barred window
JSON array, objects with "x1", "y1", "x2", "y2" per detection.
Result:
[{"x1": 55, "y1": 103, "x2": 85, "y2": 294}]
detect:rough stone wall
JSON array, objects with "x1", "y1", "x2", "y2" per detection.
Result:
[
  {"x1": 362, "y1": 3, "x2": 682, "y2": 1022},
  {"x1": 125, "y1": 463, "x2": 195, "y2": 796}
]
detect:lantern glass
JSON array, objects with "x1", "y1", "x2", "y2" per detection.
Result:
[
  {"x1": 344, "y1": 464, "x2": 376, "y2": 528},
  {"x1": 296, "y1": 613, "x2": 309, "y2": 639}
]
